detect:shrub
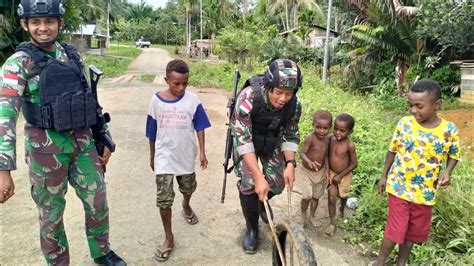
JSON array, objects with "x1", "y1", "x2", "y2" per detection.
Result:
[{"x1": 430, "y1": 65, "x2": 461, "y2": 96}]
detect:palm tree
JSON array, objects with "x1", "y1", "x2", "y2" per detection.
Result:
[
  {"x1": 177, "y1": 0, "x2": 198, "y2": 53},
  {"x1": 341, "y1": 0, "x2": 419, "y2": 95},
  {"x1": 270, "y1": 0, "x2": 322, "y2": 31}
]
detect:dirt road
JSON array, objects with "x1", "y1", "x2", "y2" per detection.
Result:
[{"x1": 0, "y1": 48, "x2": 368, "y2": 265}]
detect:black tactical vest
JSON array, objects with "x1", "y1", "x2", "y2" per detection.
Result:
[
  {"x1": 244, "y1": 76, "x2": 297, "y2": 157},
  {"x1": 16, "y1": 42, "x2": 97, "y2": 131}
]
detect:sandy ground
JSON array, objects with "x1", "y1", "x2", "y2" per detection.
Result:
[{"x1": 0, "y1": 48, "x2": 371, "y2": 265}]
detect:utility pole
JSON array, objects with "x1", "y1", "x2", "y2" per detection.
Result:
[
  {"x1": 322, "y1": 0, "x2": 333, "y2": 84},
  {"x1": 106, "y1": 0, "x2": 110, "y2": 48},
  {"x1": 243, "y1": 0, "x2": 248, "y2": 17},
  {"x1": 200, "y1": 0, "x2": 203, "y2": 60}
]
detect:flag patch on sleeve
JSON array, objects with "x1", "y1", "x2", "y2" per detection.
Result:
[
  {"x1": 2, "y1": 73, "x2": 19, "y2": 86},
  {"x1": 239, "y1": 98, "x2": 252, "y2": 114}
]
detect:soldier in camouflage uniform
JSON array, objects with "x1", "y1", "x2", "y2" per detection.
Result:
[
  {"x1": 230, "y1": 59, "x2": 302, "y2": 253},
  {"x1": 0, "y1": 1, "x2": 125, "y2": 265}
]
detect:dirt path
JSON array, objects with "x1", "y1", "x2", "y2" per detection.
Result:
[{"x1": 0, "y1": 48, "x2": 368, "y2": 265}]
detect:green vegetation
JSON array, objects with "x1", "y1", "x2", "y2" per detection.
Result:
[
  {"x1": 139, "y1": 74, "x2": 156, "y2": 83},
  {"x1": 188, "y1": 60, "x2": 473, "y2": 264},
  {"x1": 83, "y1": 44, "x2": 140, "y2": 78}
]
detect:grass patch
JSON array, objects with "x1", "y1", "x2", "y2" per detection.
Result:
[
  {"x1": 188, "y1": 61, "x2": 258, "y2": 90},
  {"x1": 83, "y1": 44, "x2": 141, "y2": 78},
  {"x1": 139, "y1": 74, "x2": 155, "y2": 83}
]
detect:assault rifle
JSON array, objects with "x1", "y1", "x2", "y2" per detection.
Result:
[
  {"x1": 221, "y1": 70, "x2": 241, "y2": 203},
  {"x1": 89, "y1": 65, "x2": 116, "y2": 167}
]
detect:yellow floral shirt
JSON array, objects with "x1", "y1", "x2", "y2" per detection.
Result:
[{"x1": 386, "y1": 116, "x2": 461, "y2": 205}]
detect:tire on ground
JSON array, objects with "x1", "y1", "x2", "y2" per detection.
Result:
[{"x1": 272, "y1": 220, "x2": 317, "y2": 266}]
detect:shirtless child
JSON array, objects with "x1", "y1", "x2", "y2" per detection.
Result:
[
  {"x1": 325, "y1": 114, "x2": 358, "y2": 236},
  {"x1": 299, "y1": 110, "x2": 332, "y2": 227}
]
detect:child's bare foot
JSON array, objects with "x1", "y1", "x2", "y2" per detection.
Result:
[
  {"x1": 308, "y1": 217, "x2": 322, "y2": 227},
  {"x1": 324, "y1": 224, "x2": 336, "y2": 236}
]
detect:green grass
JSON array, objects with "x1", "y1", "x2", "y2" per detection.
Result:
[
  {"x1": 139, "y1": 74, "x2": 155, "y2": 83},
  {"x1": 188, "y1": 61, "x2": 259, "y2": 90},
  {"x1": 83, "y1": 44, "x2": 141, "y2": 78}
]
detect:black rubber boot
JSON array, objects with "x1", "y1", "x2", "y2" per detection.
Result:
[
  {"x1": 258, "y1": 191, "x2": 275, "y2": 224},
  {"x1": 94, "y1": 250, "x2": 126, "y2": 266},
  {"x1": 240, "y1": 192, "x2": 259, "y2": 254}
]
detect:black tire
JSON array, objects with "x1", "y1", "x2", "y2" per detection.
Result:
[{"x1": 272, "y1": 220, "x2": 317, "y2": 266}]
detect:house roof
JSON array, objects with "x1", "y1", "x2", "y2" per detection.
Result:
[
  {"x1": 279, "y1": 25, "x2": 339, "y2": 37},
  {"x1": 70, "y1": 24, "x2": 109, "y2": 38}
]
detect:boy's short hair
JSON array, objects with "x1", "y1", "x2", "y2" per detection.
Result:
[
  {"x1": 335, "y1": 113, "x2": 355, "y2": 130},
  {"x1": 166, "y1": 59, "x2": 189, "y2": 76},
  {"x1": 409, "y1": 79, "x2": 441, "y2": 100},
  {"x1": 313, "y1": 110, "x2": 332, "y2": 124}
]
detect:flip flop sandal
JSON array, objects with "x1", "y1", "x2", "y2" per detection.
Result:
[
  {"x1": 154, "y1": 246, "x2": 173, "y2": 262},
  {"x1": 182, "y1": 210, "x2": 199, "y2": 225}
]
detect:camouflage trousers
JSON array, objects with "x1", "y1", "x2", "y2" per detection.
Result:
[
  {"x1": 234, "y1": 145, "x2": 286, "y2": 196},
  {"x1": 26, "y1": 141, "x2": 110, "y2": 265}
]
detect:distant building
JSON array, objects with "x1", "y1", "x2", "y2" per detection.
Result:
[
  {"x1": 280, "y1": 25, "x2": 339, "y2": 48},
  {"x1": 69, "y1": 24, "x2": 109, "y2": 55}
]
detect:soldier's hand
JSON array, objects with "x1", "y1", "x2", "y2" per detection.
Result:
[
  {"x1": 98, "y1": 147, "x2": 112, "y2": 165},
  {"x1": 284, "y1": 164, "x2": 296, "y2": 189},
  {"x1": 0, "y1": 171, "x2": 15, "y2": 203},
  {"x1": 254, "y1": 176, "x2": 269, "y2": 202}
]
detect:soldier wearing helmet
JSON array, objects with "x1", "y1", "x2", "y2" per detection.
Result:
[
  {"x1": 230, "y1": 59, "x2": 303, "y2": 253},
  {"x1": 0, "y1": 0, "x2": 126, "y2": 265}
]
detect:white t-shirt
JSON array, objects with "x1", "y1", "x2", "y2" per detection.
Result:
[{"x1": 146, "y1": 91, "x2": 211, "y2": 175}]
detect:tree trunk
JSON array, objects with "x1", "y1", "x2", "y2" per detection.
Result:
[
  {"x1": 242, "y1": 0, "x2": 248, "y2": 17},
  {"x1": 395, "y1": 58, "x2": 408, "y2": 96}
]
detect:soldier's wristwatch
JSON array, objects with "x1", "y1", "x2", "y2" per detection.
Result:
[{"x1": 285, "y1": 159, "x2": 297, "y2": 168}]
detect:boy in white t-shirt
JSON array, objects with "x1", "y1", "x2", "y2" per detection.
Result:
[{"x1": 145, "y1": 59, "x2": 211, "y2": 262}]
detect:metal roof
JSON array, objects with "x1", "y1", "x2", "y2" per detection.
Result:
[{"x1": 70, "y1": 24, "x2": 109, "y2": 38}]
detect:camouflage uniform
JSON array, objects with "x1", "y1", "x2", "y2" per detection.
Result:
[
  {"x1": 230, "y1": 85, "x2": 302, "y2": 195},
  {"x1": 0, "y1": 42, "x2": 110, "y2": 264}
]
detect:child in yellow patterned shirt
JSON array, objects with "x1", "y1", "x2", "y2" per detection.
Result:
[{"x1": 374, "y1": 80, "x2": 461, "y2": 265}]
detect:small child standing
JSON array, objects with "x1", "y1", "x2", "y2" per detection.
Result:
[
  {"x1": 299, "y1": 110, "x2": 332, "y2": 227},
  {"x1": 145, "y1": 59, "x2": 211, "y2": 262},
  {"x1": 375, "y1": 80, "x2": 461, "y2": 265},
  {"x1": 325, "y1": 113, "x2": 358, "y2": 236}
]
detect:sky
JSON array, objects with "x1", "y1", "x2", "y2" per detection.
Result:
[{"x1": 128, "y1": 0, "x2": 168, "y2": 9}]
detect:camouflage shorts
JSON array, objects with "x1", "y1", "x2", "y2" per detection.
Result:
[
  {"x1": 234, "y1": 145, "x2": 286, "y2": 196},
  {"x1": 155, "y1": 172, "x2": 197, "y2": 209}
]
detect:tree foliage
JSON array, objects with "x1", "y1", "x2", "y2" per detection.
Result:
[{"x1": 416, "y1": 1, "x2": 474, "y2": 56}]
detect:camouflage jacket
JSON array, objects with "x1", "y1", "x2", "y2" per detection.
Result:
[
  {"x1": 230, "y1": 85, "x2": 302, "y2": 157},
  {"x1": 0, "y1": 42, "x2": 94, "y2": 170}
]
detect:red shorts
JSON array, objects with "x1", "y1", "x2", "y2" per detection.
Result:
[{"x1": 384, "y1": 194, "x2": 433, "y2": 244}]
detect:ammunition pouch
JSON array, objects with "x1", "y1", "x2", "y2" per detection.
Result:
[
  {"x1": 23, "y1": 91, "x2": 97, "y2": 131},
  {"x1": 253, "y1": 135, "x2": 278, "y2": 157},
  {"x1": 17, "y1": 42, "x2": 97, "y2": 131}
]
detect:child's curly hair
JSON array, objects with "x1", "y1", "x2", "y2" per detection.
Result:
[{"x1": 166, "y1": 59, "x2": 189, "y2": 76}]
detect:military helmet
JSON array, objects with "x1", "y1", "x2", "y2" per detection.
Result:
[
  {"x1": 17, "y1": 0, "x2": 65, "y2": 19},
  {"x1": 264, "y1": 59, "x2": 302, "y2": 90}
]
